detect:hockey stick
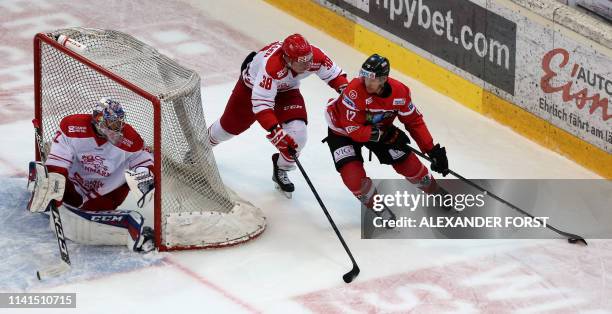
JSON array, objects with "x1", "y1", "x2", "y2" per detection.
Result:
[
  {"x1": 37, "y1": 201, "x2": 71, "y2": 280},
  {"x1": 291, "y1": 152, "x2": 360, "y2": 283},
  {"x1": 403, "y1": 144, "x2": 587, "y2": 245},
  {"x1": 32, "y1": 119, "x2": 72, "y2": 279}
]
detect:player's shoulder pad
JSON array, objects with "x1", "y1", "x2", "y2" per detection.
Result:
[
  {"x1": 387, "y1": 77, "x2": 412, "y2": 105},
  {"x1": 264, "y1": 50, "x2": 289, "y2": 80},
  {"x1": 115, "y1": 124, "x2": 144, "y2": 152},
  {"x1": 310, "y1": 45, "x2": 334, "y2": 71},
  {"x1": 59, "y1": 114, "x2": 96, "y2": 138},
  {"x1": 387, "y1": 77, "x2": 411, "y2": 97},
  {"x1": 340, "y1": 78, "x2": 367, "y2": 111}
]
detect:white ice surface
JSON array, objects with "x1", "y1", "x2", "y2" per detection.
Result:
[{"x1": 0, "y1": 0, "x2": 609, "y2": 313}]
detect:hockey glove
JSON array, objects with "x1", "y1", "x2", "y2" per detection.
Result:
[
  {"x1": 125, "y1": 167, "x2": 155, "y2": 208},
  {"x1": 428, "y1": 144, "x2": 449, "y2": 177},
  {"x1": 329, "y1": 73, "x2": 348, "y2": 94},
  {"x1": 27, "y1": 161, "x2": 66, "y2": 212},
  {"x1": 369, "y1": 125, "x2": 410, "y2": 147},
  {"x1": 380, "y1": 125, "x2": 410, "y2": 147},
  {"x1": 266, "y1": 125, "x2": 298, "y2": 161},
  {"x1": 369, "y1": 127, "x2": 383, "y2": 142}
]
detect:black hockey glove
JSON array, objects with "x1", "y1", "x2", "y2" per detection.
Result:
[
  {"x1": 369, "y1": 127, "x2": 383, "y2": 142},
  {"x1": 380, "y1": 125, "x2": 410, "y2": 147},
  {"x1": 427, "y1": 144, "x2": 449, "y2": 177}
]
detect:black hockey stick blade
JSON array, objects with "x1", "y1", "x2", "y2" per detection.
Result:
[
  {"x1": 400, "y1": 145, "x2": 589, "y2": 245},
  {"x1": 547, "y1": 223, "x2": 587, "y2": 245},
  {"x1": 568, "y1": 236, "x2": 588, "y2": 246},
  {"x1": 343, "y1": 265, "x2": 360, "y2": 283}
]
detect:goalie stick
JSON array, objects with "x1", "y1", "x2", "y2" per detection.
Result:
[
  {"x1": 32, "y1": 119, "x2": 72, "y2": 280},
  {"x1": 291, "y1": 151, "x2": 360, "y2": 283},
  {"x1": 37, "y1": 200, "x2": 71, "y2": 280}
]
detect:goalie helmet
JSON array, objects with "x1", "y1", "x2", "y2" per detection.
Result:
[{"x1": 92, "y1": 97, "x2": 126, "y2": 145}]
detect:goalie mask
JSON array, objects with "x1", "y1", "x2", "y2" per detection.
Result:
[{"x1": 92, "y1": 97, "x2": 126, "y2": 146}]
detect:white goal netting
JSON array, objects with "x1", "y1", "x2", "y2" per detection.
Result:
[{"x1": 35, "y1": 27, "x2": 265, "y2": 250}]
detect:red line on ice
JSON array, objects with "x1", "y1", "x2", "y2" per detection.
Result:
[
  {"x1": 0, "y1": 157, "x2": 26, "y2": 178},
  {"x1": 164, "y1": 256, "x2": 261, "y2": 314}
]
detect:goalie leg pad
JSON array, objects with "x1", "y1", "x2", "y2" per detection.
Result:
[
  {"x1": 27, "y1": 161, "x2": 66, "y2": 212},
  {"x1": 53, "y1": 204, "x2": 154, "y2": 252}
]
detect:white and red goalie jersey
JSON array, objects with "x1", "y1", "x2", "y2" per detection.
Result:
[
  {"x1": 242, "y1": 41, "x2": 347, "y2": 121},
  {"x1": 45, "y1": 114, "x2": 153, "y2": 203}
]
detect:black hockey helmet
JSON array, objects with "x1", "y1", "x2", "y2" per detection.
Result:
[{"x1": 359, "y1": 54, "x2": 390, "y2": 79}]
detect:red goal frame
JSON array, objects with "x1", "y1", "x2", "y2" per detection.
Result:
[{"x1": 33, "y1": 33, "x2": 167, "y2": 251}]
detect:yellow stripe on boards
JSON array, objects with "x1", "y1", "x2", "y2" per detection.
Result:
[
  {"x1": 354, "y1": 24, "x2": 484, "y2": 113},
  {"x1": 483, "y1": 92, "x2": 612, "y2": 178}
]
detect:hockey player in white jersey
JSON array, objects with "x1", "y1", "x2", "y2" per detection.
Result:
[
  {"x1": 206, "y1": 33, "x2": 348, "y2": 198},
  {"x1": 27, "y1": 98, "x2": 156, "y2": 252}
]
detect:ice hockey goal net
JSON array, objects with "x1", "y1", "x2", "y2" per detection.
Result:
[{"x1": 34, "y1": 28, "x2": 266, "y2": 251}]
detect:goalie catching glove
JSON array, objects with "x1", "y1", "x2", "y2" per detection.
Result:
[
  {"x1": 125, "y1": 167, "x2": 154, "y2": 208},
  {"x1": 27, "y1": 161, "x2": 66, "y2": 212}
]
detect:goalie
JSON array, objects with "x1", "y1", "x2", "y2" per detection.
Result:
[{"x1": 27, "y1": 98, "x2": 156, "y2": 253}]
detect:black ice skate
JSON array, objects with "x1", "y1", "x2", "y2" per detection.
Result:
[{"x1": 272, "y1": 153, "x2": 294, "y2": 199}]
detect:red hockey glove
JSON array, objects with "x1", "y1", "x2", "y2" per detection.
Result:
[
  {"x1": 329, "y1": 73, "x2": 348, "y2": 94},
  {"x1": 266, "y1": 125, "x2": 298, "y2": 161}
]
